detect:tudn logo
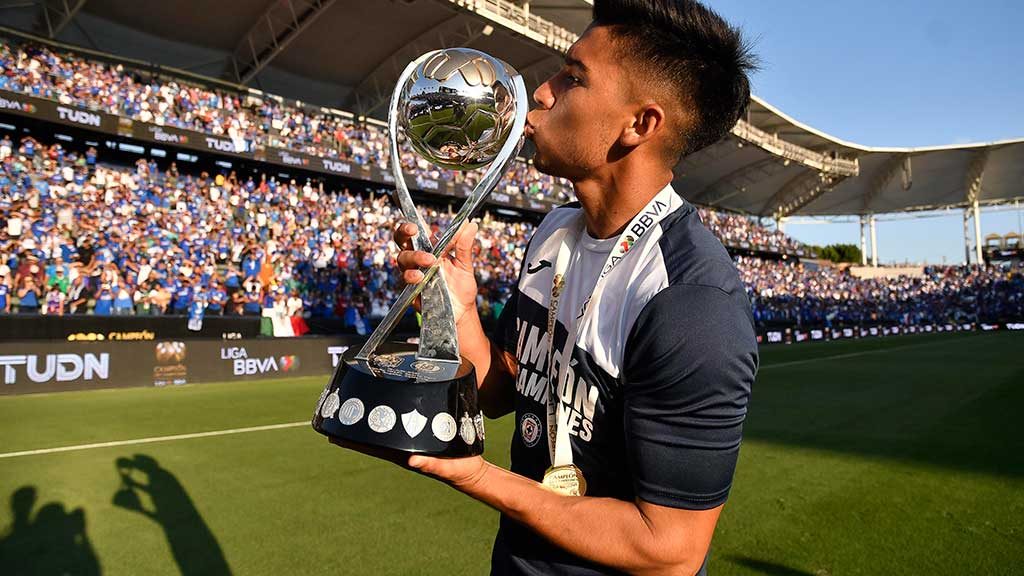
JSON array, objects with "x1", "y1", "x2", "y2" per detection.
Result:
[
  {"x1": 0, "y1": 354, "x2": 109, "y2": 384},
  {"x1": 204, "y1": 137, "x2": 234, "y2": 152},
  {"x1": 56, "y1": 106, "x2": 101, "y2": 127}
]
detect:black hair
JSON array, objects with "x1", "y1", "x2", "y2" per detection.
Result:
[{"x1": 593, "y1": 0, "x2": 757, "y2": 157}]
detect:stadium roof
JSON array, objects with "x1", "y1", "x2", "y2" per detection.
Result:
[
  {"x1": 4, "y1": 0, "x2": 1022, "y2": 217},
  {"x1": 683, "y1": 97, "x2": 1024, "y2": 218}
]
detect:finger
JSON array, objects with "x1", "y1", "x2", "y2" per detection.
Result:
[
  {"x1": 450, "y1": 221, "x2": 479, "y2": 271},
  {"x1": 396, "y1": 250, "x2": 435, "y2": 271},
  {"x1": 407, "y1": 455, "x2": 451, "y2": 480},
  {"x1": 408, "y1": 454, "x2": 433, "y2": 473},
  {"x1": 402, "y1": 269, "x2": 425, "y2": 285},
  {"x1": 393, "y1": 222, "x2": 419, "y2": 251}
]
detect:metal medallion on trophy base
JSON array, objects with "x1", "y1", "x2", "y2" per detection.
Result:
[{"x1": 312, "y1": 48, "x2": 528, "y2": 457}]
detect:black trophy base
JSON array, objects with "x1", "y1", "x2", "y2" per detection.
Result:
[{"x1": 311, "y1": 342, "x2": 484, "y2": 457}]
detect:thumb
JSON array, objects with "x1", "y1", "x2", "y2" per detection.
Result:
[
  {"x1": 450, "y1": 221, "x2": 478, "y2": 272},
  {"x1": 407, "y1": 454, "x2": 435, "y2": 474}
]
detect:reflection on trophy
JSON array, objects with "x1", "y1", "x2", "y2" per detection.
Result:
[{"x1": 312, "y1": 48, "x2": 528, "y2": 456}]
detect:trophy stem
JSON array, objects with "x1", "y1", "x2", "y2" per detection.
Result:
[
  {"x1": 384, "y1": 53, "x2": 460, "y2": 365},
  {"x1": 355, "y1": 68, "x2": 529, "y2": 364}
]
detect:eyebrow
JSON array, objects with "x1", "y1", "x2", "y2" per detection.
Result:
[{"x1": 564, "y1": 53, "x2": 589, "y2": 74}]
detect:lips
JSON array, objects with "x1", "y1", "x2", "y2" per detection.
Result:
[{"x1": 525, "y1": 111, "x2": 540, "y2": 139}]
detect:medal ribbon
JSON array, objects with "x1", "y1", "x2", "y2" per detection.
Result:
[{"x1": 544, "y1": 185, "x2": 676, "y2": 469}]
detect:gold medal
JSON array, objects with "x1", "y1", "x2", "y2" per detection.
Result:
[{"x1": 541, "y1": 464, "x2": 587, "y2": 496}]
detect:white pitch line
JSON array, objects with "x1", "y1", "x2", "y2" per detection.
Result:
[
  {"x1": 0, "y1": 421, "x2": 309, "y2": 460},
  {"x1": 758, "y1": 334, "x2": 978, "y2": 371}
]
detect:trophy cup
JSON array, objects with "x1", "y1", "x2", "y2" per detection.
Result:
[{"x1": 312, "y1": 48, "x2": 528, "y2": 456}]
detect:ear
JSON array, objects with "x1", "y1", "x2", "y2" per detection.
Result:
[{"x1": 619, "y1": 102, "x2": 666, "y2": 148}]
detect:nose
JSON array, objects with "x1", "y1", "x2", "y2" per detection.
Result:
[{"x1": 532, "y1": 78, "x2": 554, "y2": 110}]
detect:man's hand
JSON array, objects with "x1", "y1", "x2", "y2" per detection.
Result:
[
  {"x1": 407, "y1": 453, "x2": 489, "y2": 490},
  {"x1": 394, "y1": 220, "x2": 479, "y2": 326},
  {"x1": 329, "y1": 437, "x2": 489, "y2": 491}
]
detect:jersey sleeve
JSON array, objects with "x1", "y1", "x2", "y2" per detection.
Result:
[
  {"x1": 491, "y1": 232, "x2": 537, "y2": 355},
  {"x1": 492, "y1": 284, "x2": 520, "y2": 355},
  {"x1": 621, "y1": 284, "x2": 758, "y2": 510}
]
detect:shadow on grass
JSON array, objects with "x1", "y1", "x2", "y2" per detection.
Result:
[
  {"x1": 113, "y1": 454, "x2": 231, "y2": 576},
  {"x1": 0, "y1": 485, "x2": 101, "y2": 575},
  {"x1": 748, "y1": 333, "x2": 1024, "y2": 479},
  {"x1": 726, "y1": 555, "x2": 816, "y2": 576}
]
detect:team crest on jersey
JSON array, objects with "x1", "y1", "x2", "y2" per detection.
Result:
[{"x1": 520, "y1": 413, "x2": 542, "y2": 447}]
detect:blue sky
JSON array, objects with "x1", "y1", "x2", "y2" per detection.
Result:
[{"x1": 708, "y1": 0, "x2": 1024, "y2": 264}]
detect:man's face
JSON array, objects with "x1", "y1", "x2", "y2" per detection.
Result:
[{"x1": 527, "y1": 26, "x2": 634, "y2": 181}]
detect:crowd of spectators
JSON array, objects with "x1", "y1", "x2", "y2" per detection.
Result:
[
  {"x1": 0, "y1": 135, "x2": 529, "y2": 333},
  {"x1": 736, "y1": 255, "x2": 1024, "y2": 327},
  {"x1": 2, "y1": 135, "x2": 1022, "y2": 333},
  {"x1": 698, "y1": 207, "x2": 805, "y2": 254},
  {"x1": 0, "y1": 38, "x2": 574, "y2": 204}
]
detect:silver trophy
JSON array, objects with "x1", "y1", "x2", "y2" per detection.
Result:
[{"x1": 312, "y1": 48, "x2": 528, "y2": 456}]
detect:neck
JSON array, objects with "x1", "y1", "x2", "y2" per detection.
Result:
[{"x1": 571, "y1": 160, "x2": 674, "y2": 239}]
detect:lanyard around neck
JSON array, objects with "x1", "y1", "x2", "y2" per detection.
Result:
[{"x1": 544, "y1": 185, "x2": 675, "y2": 467}]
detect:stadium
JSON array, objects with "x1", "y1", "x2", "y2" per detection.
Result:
[{"x1": 0, "y1": 1, "x2": 1021, "y2": 575}]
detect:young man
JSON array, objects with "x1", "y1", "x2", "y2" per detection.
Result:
[{"x1": 381, "y1": 1, "x2": 758, "y2": 574}]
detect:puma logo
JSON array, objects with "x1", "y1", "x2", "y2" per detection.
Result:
[{"x1": 526, "y1": 260, "x2": 552, "y2": 274}]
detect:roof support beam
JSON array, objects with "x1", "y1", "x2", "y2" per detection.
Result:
[
  {"x1": 861, "y1": 153, "x2": 912, "y2": 213},
  {"x1": 859, "y1": 215, "x2": 868, "y2": 265},
  {"x1": 731, "y1": 119, "x2": 859, "y2": 176},
  {"x1": 760, "y1": 169, "x2": 849, "y2": 219},
  {"x1": 36, "y1": 0, "x2": 87, "y2": 39},
  {"x1": 229, "y1": 0, "x2": 336, "y2": 85},
  {"x1": 964, "y1": 150, "x2": 988, "y2": 206},
  {"x1": 870, "y1": 213, "x2": 878, "y2": 266},
  {"x1": 965, "y1": 150, "x2": 989, "y2": 264}
]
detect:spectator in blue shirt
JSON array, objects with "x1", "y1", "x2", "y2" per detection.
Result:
[
  {"x1": 0, "y1": 277, "x2": 11, "y2": 313},
  {"x1": 93, "y1": 284, "x2": 114, "y2": 315},
  {"x1": 112, "y1": 282, "x2": 134, "y2": 315},
  {"x1": 206, "y1": 282, "x2": 227, "y2": 315},
  {"x1": 242, "y1": 285, "x2": 262, "y2": 316},
  {"x1": 172, "y1": 279, "x2": 193, "y2": 315},
  {"x1": 241, "y1": 248, "x2": 262, "y2": 280}
]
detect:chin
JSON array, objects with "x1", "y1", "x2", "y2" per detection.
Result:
[{"x1": 530, "y1": 150, "x2": 562, "y2": 179}]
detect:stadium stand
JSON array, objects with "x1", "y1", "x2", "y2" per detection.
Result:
[
  {"x1": 1, "y1": 35, "x2": 1022, "y2": 338},
  {"x1": 0, "y1": 37, "x2": 574, "y2": 205},
  {"x1": 2, "y1": 133, "x2": 1021, "y2": 335},
  {"x1": 735, "y1": 255, "x2": 1023, "y2": 327},
  {"x1": 0, "y1": 135, "x2": 529, "y2": 329}
]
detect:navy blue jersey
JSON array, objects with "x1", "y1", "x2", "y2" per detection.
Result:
[{"x1": 491, "y1": 188, "x2": 758, "y2": 575}]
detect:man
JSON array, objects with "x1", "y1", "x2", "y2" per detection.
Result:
[
  {"x1": 0, "y1": 272, "x2": 10, "y2": 313},
  {"x1": 366, "y1": 1, "x2": 758, "y2": 574},
  {"x1": 67, "y1": 272, "x2": 93, "y2": 314},
  {"x1": 171, "y1": 277, "x2": 193, "y2": 316},
  {"x1": 206, "y1": 280, "x2": 228, "y2": 315}
]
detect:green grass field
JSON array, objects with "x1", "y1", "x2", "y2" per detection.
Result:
[{"x1": 1, "y1": 331, "x2": 1022, "y2": 575}]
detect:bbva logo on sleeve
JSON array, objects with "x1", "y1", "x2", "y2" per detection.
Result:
[{"x1": 220, "y1": 347, "x2": 299, "y2": 376}]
